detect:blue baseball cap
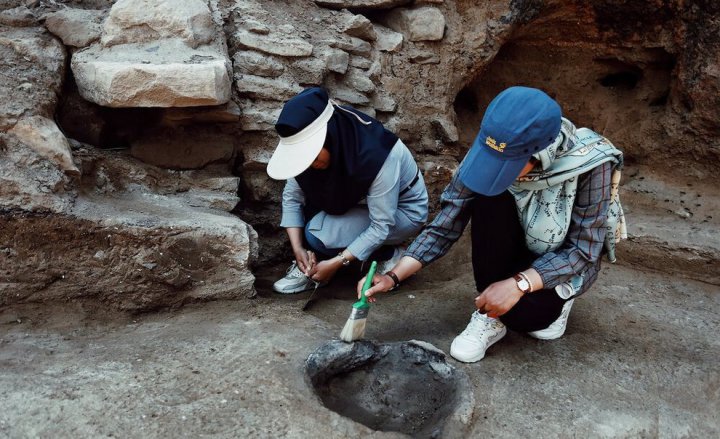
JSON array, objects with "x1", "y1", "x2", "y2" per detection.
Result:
[{"x1": 457, "y1": 86, "x2": 562, "y2": 196}]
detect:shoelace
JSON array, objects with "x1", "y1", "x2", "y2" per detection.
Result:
[
  {"x1": 286, "y1": 262, "x2": 322, "y2": 288},
  {"x1": 462, "y1": 313, "x2": 495, "y2": 336},
  {"x1": 285, "y1": 262, "x2": 306, "y2": 279}
]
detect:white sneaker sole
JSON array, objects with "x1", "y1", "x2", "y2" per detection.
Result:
[
  {"x1": 450, "y1": 327, "x2": 507, "y2": 363},
  {"x1": 528, "y1": 327, "x2": 565, "y2": 340},
  {"x1": 273, "y1": 283, "x2": 316, "y2": 294}
]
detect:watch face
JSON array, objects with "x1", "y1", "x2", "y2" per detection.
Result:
[{"x1": 518, "y1": 279, "x2": 530, "y2": 291}]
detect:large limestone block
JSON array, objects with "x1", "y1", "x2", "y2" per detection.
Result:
[
  {"x1": 44, "y1": 8, "x2": 104, "y2": 48},
  {"x1": 385, "y1": 6, "x2": 445, "y2": 41},
  {"x1": 0, "y1": 193, "x2": 259, "y2": 311},
  {"x1": 9, "y1": 116, "x2": 80, "y2": 176},
  {"x1": 344, "y1": 67, "x2": 375, "y2": 93},
  {"x1": 101, "y1": 0, "x2": 214, "y2": 48},
  {"x1": 315, "y1": 0, "x2": 412, "y2": 10},
  {"x1": 72, "y1": 40, "x2": 231, "y2": 107},
  {"x1": 325, "y1": 35, "x2": 372, "y2": 56}
]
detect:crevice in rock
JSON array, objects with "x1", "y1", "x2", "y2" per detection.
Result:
[{"x1": 56, "y1": 70, "x2": 163, "y2": 149}]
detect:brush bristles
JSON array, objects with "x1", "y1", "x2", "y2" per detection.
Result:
[
  {"x1": 339, "y1": 306, "x2": 369, "y2": 342},
  {"x1": 340, "y1": 317, "x2": 366, "y2": 342}
]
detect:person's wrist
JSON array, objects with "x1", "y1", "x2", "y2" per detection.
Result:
[
  {"x1": 385, "y1": 271, "x2": 400, "y2": 290},
  {"x1": 512, "y1": 273, "x2": 532, "y2": 294},
  {"x1": 336, "y1": 250, "x2": 351, "y2": 266}
]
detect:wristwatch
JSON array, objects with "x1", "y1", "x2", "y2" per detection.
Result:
[
  {"x1": 337, "y1": 251, "x2": 351, "y2": 266},
  {"x1": 513, "y1": 273, "x2": 532, "y2": 294}
]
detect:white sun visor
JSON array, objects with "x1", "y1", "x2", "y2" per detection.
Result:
[{"x1": 267, "y1": 101, "x2": 335, "y2": 180}]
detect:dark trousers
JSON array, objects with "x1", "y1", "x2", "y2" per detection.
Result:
[{"x1": 470, "y1": 191, "x2": 568, "y2": 332}]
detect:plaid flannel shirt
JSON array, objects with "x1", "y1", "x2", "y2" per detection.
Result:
[{"x1": 405, "y1": 161, "x2": 613, "y2": 296}]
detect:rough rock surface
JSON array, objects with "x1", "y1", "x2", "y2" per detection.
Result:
[
  {"x1": 9, "y1": 116, "x2": 79, "y2": 175},
  {"x1": 0, "y1": 26, "x2": 64, "y2": 130},
  {"x1": 0, "y1": 146, "x2": 257, "y2": 311},
  {"x1": 71, "y1": 0, "x2": 232, "y2": 108},
  {"x1": 72, "y1": 41, "x2": 232, "y2": 107},
  {"x1": 384, "y1": 6, "x2": 446, "y2": 42},
  {"x1": 101, "y1": 0, "x2": 215, "y2": 48},
  {"x1": 130, "y1": 127, "x2": 235, "y2": 170},
  {"x1": 44, "y1": 8, "x2": 104, "y2": 48}
]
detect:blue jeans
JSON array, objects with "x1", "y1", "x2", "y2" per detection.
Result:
[{"x1": 304, "y1": 222, "x2": 395, "y2": 261}]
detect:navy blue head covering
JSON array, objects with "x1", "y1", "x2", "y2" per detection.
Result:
[{"x1": 275, "y1": 87, "x2": 398, "y2": 215}]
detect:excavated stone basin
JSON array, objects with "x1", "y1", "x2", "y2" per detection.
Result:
[{"x1": 306, "y1": 340, "x2": 474, "y2": 438}]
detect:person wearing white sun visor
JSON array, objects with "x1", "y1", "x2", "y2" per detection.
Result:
[{"x1": 267, "y1": 87, "x2": 428, "y2": 294}]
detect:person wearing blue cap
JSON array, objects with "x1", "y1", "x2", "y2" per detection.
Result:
[
  {"x1": 267, "y1": 87, "x2": 428, "y2": 294},
  {"x1": 359, "y1": 86, "x2": 625, "y2": 362}
]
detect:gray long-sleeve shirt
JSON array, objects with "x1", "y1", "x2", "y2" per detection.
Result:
[{"x1": 280, "y1": 140, "x2": 428, "y2": 261}]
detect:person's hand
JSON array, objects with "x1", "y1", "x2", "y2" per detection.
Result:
[
  {"x1": 356, "y1": 274, "x2": 394, "y2": 303},
  {"x1": 310, "y1": 259, "x2": 340, "y2": 283},
  {"x1": 293, "y1": 247, "x2": 316, "y2": 276},
  {"x1": 474, "y1": 277, "x2": 524, "y2": 319}
]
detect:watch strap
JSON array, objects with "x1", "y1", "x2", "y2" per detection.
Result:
[
  {"x1": 338, "y1": 251, "x2": 351, "y2": 266},
  {"x1": 385, "y1": 271, "x2": 400, "y2": 290},
  {"x1": 513, "y1": 273, "x2": 531, "y2": 294}
]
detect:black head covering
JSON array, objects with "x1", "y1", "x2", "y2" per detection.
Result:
[{"x1": 275, "y1": 87, "x2": 398, "y2": 215}]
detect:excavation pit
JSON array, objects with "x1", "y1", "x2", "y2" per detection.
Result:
[{"x1": 306, "y1": 340, "x2": 474, "y2": 438}]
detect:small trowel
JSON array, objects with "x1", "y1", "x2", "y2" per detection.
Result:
[{"x1": 302, "y1": 279, "x2": 323, "y2": 311}]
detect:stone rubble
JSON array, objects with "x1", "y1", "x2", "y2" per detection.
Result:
[
  {"x1": 9, "y1": 115, "x2": 80, "y2": 176},
  {"x1": 44, "y1": 8, "x2": 104, "y2": 48},
  {"x1": 384, "y1": 6, "x2": 445, "y2": 42}
]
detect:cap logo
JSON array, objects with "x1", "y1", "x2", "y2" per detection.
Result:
[{"x1": 485, "y1": 136, "x2": 507, "y2": 152}]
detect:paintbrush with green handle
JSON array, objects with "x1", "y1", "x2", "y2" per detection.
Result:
[{"x1": 339, "y1": 261, "x2": 377, "y2": 342}]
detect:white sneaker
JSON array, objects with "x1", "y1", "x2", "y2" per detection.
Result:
[
  {"x1": 529, "y1": 299, "x2": 574, "y2": 340},
  {"x1": 450, "y1": 311, "x2": 507, "y2": 363},
  {"x1": 273, "y1": 262, "x2": 325, "y2": 294},
  {"x1": 376, "y1": 246, "x2": 404, "y2": 275}
]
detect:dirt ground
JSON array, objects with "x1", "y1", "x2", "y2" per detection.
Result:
[{"x1": 1, "y1": 234, "x2": 718, "y2": 438}]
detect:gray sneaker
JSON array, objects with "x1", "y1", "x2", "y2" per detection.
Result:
[{"x1": 273, "y1": 262, "x2": 325, "y2": 294}]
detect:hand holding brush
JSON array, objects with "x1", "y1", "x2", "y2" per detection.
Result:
[{"x1": 339, "y1": 261, "x2": 377, "y2": 342}]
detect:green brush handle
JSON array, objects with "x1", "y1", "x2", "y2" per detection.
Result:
[{"x1": 356, "y1": 261, "x2": 377, "y2": 308}]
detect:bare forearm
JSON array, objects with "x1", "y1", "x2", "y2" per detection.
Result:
[
  {"x1": 521, "y1": 268, "x2": 544, "y2": 292},
  {"x1": 388, "y1": 256, "x2": 423, "y2": 282},
  {"x1": 286, "y1": 227, "x2": 304, "y2": 252}
]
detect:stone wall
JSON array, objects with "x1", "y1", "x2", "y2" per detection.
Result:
[{"x1": 1, "y1": 0, "x2": 719, "y2": 308}]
